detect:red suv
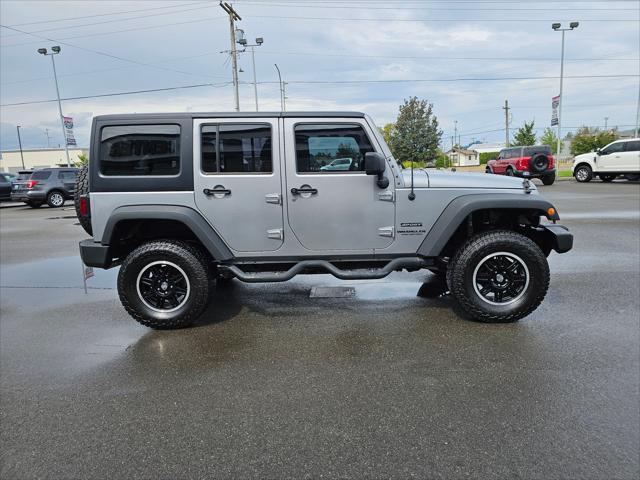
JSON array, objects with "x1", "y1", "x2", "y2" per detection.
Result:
[{"x1": 486, "y1": 145, "x2": 556, "y2": 185}]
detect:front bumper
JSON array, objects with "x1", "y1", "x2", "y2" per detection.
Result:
[
  {"x1": 79, "y1": 239, "x2": 114, "y2": 268},
  {"x1": 541, "y1": 224, "x2": 573, "y2": 253}
]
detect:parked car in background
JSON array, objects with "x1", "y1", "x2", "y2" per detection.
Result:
[
  {"x1": 0, "y1": 173, "x2": 13, "y2": 201},
  {"x1": 320, "y1": 157, "x2": 355, "y2": 171},
  {"x1": 11, "y1": 167, "x2": 79, "y2": 208},
  {"x1": 486, "y1": 145, "x2": 556, "y2": 185},
  {"x1": 572, "y1": 138, "x2": 640, "y2": 183}
]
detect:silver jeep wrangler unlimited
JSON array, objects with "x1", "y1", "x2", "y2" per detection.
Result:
[{"x1": 77, "y1": 112, "x2": 573, "y2": 329}]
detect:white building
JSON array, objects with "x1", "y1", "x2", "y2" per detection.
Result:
[
  {"x1": 446, "y1": 148, "x2": 480, "y2": 166},
  {"x1": 0, "y1": 148, "x2": 88, "y2": 172}
]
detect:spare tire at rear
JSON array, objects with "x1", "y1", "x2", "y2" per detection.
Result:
[
  {"x1": 74, "y1": 165, "x2": 92, "y2": 235},
  {"x1": 530, "y1": 154, "x2": 549, "y2": 174}
]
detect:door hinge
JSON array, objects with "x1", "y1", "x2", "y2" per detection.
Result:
[
  {"x1": 378, "y1": 226, "x2": 395, "y2": 238},
  {"x1": 265, "y1": 193, "x2": 282, "y2": 205},
  {"x1": 378, "y1": 190, "x2": 395, "y2": 202},
  {"x1": 267, "y1": 228, "x2": 284, "y2": 240}
]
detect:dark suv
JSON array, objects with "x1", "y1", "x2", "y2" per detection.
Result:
[
  {"x1": 486, "y1": 145, "x2": 556, "y2": 185},
  {"x1": 11, "y1": 167, "x2": 79, "y2": 208}
]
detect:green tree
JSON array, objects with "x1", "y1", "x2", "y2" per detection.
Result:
[
  {"x1": 570, "y1": 127, "x2": 619, "y2": 156},
  {"x1": 75, "y1": 152, "x2": 89, "y2": 167},
  {"x1": 389, "y1": 96, "x2": 442, "y2": 164},
  {"x1": 540, "y1": 127, "x2": 559, "y2": 154},
  {"x1": 512, "y1": 120, "x2": 536, "y2": 146},
  {"x1": 378, "y1": 123, "x2": 395, "y2": 148}
]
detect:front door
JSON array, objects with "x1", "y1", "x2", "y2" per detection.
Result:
[
  {"x1": 597, "y1": 141, "x2": 626, "y2": 171},
  {"x1": 283, "y1": 118, "x2": 395, "y2": 251},
  {"x1": 193, "y1": 119, "x2": 284, "y2": 252}
]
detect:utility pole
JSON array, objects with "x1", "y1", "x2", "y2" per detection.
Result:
[
  {"x1": 45, "y1": 128, "x2": 51, "y2": 148},
  {"x1": 453, "y1": 120, "x2": 458, "y2": 148},
  {"x1": 16, "y1": 126, "x2": 25, "y2": 169},
  {"x1": 604, "y1": 117, "x2": 609, "y2": 130},
  {"x1": 503, "y1": 100, "x2": 510, "y2": 147},
  {"x1": 282, "y1": 81, "x2": 287, "y2": 111},
  {"x1": 220, "y1": 2, "x2": 242, "y2": 111}
]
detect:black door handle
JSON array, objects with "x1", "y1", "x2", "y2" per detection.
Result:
[
  {"x1": 203, "y1": 187, "x2": 231, "y2": 196},
  {"x1": 291, "y1": 187, "x2": 318, "y2": 195}
]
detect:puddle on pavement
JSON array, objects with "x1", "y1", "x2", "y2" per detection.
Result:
[{"x1": 0, "y1": 255, "x2": 118, "y2": 290}]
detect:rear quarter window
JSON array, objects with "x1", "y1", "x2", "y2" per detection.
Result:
[
  {"x1": 99, "y1": 124, "x2": 181, "y2": 176},
  {"x1": 30, "y1": 171, "x2": 52, "y2": 180},
  {"x1": 523, "y1": 146, "x2": 552, "y2": 156}
]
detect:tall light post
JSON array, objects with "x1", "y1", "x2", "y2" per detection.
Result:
[
  {"x1": 237, "y1": 35, "x2": 264, "y2": 111},
  {"x1": 552, "y1": 22, "x2": 579, "y2": 157},
  {"x1": 274, "y1": 63, "x2": 285, "y2": 111},
  {"x1": 16, "y1": 126, "x2": 25, "y2": 169},
  {"x1": 37, "y1": 46, "x2": 71, "y2": 167}
]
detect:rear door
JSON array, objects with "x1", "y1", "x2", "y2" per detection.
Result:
[
  {"x1": 282, "y1": 118, "x2": 395, "y2": 251},
  {"x1": 622, "y1": 140, "x2": 640, "y2": 171},
  {"x1": 193, "y1": 118, "x2": 284, "y2": 252},
  {"x1": 597, "y1": 141, "x2": 626, "y2": 171},
  {"x1": 58, "y1": 170, "x2": 78, "y2": 195}
]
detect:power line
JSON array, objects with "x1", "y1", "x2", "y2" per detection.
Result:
[
  {"x1": 250, "y1": 14, "x2": 635, "y2": 22},
  {"x1": 3, "y1": 75, "x2": 638, "y2": 107},
  {"x1": 0, "y1": 24, "x2": 224, "y2": 80},
  {"x1": 1, "y1": 82, "x2": 233, "y2": 107},
  {"x1": 239, "y1": 1, "x2": 637, "y2": 10},
  {"x1": 0, "y1": 4, "x2": 216, "y2": 39},
  {"x1": 4, "y1": 1, "x2": 209, "y2": 27}
]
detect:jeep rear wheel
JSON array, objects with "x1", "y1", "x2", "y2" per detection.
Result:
[
  {"x1": 447, "y1": 230, "x2": 550, "y2": 323},
  {"x1": 574, "y1": 165, "x2": 592, "y2": 183},
  {"x1": 117, "y1": 240, "x2": 210, "y2": 329}
]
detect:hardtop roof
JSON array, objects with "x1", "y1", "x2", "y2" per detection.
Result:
[{"x1": 93, "y1": 111, "x2": 367, "y2": 121}]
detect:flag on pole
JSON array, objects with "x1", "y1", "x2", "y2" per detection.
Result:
[
  {"x1": 551, "y1": 95, "x2": 560, "y2": 126},
  {"x1": 63, "y1": 116, "x2": 77, "y2": 146}
]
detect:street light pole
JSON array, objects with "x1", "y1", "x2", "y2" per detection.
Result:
[
  {"x1": 552, "y1": 22, "x2": 579, "y2": 158},
  {"x1": 274, "y1": 63, "x2": 284, "y2": 111},
  {"x1": 16, "y1": 126, "x2": 25, "y2": 169},
  {"x1": 38, "y1": 46, "x2": 71, "y2": 167},
  {"x1": 237, "y1": 37, "x2": 263, "y2": 112}
]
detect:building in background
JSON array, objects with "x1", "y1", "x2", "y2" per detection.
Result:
[
  {"x1": 445, "y1": 147, "x2": 480, "y2": 166},
  {"x1": 0, "y1": 147, "x2": 87, "y2": 172}
]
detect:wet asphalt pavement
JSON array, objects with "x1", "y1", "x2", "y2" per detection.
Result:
[{"x1": 1, "y1": 181, "x2": 639, "y2": 479}]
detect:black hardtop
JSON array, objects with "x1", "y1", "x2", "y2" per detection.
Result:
[{"x1": 93, "y1": 111, "x2": 366, "y2": 122}]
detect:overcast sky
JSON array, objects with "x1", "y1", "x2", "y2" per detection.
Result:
[{"x1": 1, "y1": 0, "x2": 638, "y2": 151}]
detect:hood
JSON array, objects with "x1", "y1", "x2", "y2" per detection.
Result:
[
  {"x1": 574, "y1": 152, "x2": 597, "y2": 162},
  {"x1": 401, "y1": 169, "x2": 531, "y2": 190}
]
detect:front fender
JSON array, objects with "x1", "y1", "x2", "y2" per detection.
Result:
[{"x1": 417, "y1": 193, "x2": 561, "y2": 257}]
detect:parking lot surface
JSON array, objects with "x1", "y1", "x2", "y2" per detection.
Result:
[{"x1": 1, "y1": 181, "x2": 639, "y2": 479}]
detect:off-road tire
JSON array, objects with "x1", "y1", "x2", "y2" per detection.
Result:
[
  {"x1": 599, "y1": 174, "x2": 616, "y2": 183},
  {"x1": 446, "y1": 230, "x2": 550, "y2": 323},
  {"x1": 26, "y1": 201, "x2": 42, "y2": 208},
  {"x1": 46, "y1": 190, "x2": 65, "y2": 208},
  {"x1": 541, "y1": 173, "x2": 556, "y2": 185},
  {"x1": 530, "y1": 154, "x2": 550, "y2": 174},
  {"x1": 506, "y1": 168, "x2": 515, "y2": 176},
  {"x1": 574, "y1": 164, "x2": 593, "y2": 183},
  {"x1": 117, "y1": 240, "x2": 210, "y2": 329},
  {"x1": 74, "y1": 165, "x2": 92, "y2": 235}
]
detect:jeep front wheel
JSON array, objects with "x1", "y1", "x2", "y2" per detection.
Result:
[
  {"x1": 447, "y1": 230, "x2": 550, "y2": 323},
  {"x1": 117, "y1": 240, "x2": 210, "y2": 329}
]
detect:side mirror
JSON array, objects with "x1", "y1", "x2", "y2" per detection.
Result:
[{"x1": 364, "y1": 152, "x2": 389, "y2": 189}]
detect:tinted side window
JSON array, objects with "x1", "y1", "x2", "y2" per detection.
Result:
[
  {"x1": 602, "y1": 142, "x2": 624, "y2": 155},
  {"x1": 100, "y1": 125, "x2": 180, "y2": 176},
  {"x1": 31, "y1": 171, "x2": 51, "y2": 180},
  {"x1": 523, "y1": 146, "x2": 551, "y2": 156},
  {"x1": 295, "y1": 123, "x2": 374, "y2": 173},
  {"x1": 624, "y1": 140, "x2": 640, "y2": 152},
  {"x1": 201, "y1": 124, "x2": 272, "y2": 174},
  {"x1": 58, "y1": 170, "x2": 77, "y2": 181}
]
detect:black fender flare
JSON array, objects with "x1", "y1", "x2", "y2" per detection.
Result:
[
  {"x1": 417, "y1": 193, "x2": 560, "y2": 257},
  {"x1": 102, "y1": 205, "x2": 233, "y2": 261}
]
